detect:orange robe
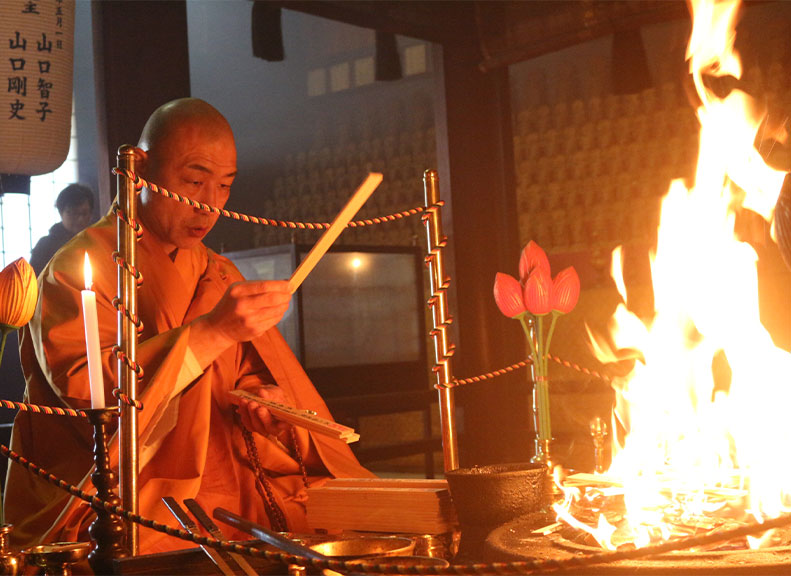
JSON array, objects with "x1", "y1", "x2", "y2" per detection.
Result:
[{"x1": 5, "y1": 212, "x2": 373, "y2": 553}]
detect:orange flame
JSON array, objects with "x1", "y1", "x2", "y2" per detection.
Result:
[{"x1": 566, "y1": 0, "x2": 791, "y2": 549}]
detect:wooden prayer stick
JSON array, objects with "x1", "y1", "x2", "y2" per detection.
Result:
[
  {"x1": 288, "y1": 172, "x2": 383, "y2": 293},
  {"x1": 228, "y1": 390, "x2": 360, "y2": 443}
]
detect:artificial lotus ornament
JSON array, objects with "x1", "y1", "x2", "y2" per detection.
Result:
[
  {"x1": 493, "y1": 241, "x2": 580, "y2": 458},
  {"x1": 493, "y1": 273, "x2": 526, "y2": 318},
  {"x1": 0, "y1": 257, "x2": 38, "y2": 359},
  {"x1": 0, "y1": 257, "x2": 37, "y2": 526}
]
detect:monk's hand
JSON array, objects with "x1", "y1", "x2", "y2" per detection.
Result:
[
  {"x1": 237, "y1": 384, "x2": 291, "y2": 437},
  {"x1": 202, "y1": 279, "x2": 291, "y2": 345}
]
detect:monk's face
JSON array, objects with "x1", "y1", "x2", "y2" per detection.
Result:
[{"x1": 138, "y1": 119, "x2": 237, "y2": 253}]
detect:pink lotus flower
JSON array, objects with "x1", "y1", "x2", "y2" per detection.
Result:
[
  {"x1": 519, "y1": 241, "x2": 550, "y2": 284},
  {"x1": 552, "y1": 267, "x2": 580, "y2": 314},
  {"x1": 523, "y1": 266, "x2": 553, "y2": 315},
  {"x1": 493, "y1": 273, "x2": 526, "y2": 318}
]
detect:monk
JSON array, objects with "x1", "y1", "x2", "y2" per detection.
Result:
[{"x1": 5, "y1": 98, "x2": 373, "y2": 553}]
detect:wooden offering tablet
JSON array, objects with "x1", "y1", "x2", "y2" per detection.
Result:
[{"x1": 228, "y1": 389, "x2": 359, "y2": 443}]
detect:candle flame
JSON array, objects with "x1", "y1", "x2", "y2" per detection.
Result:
[{"x1": 83, "y1": 252, "x2": 92, "y2": 291}]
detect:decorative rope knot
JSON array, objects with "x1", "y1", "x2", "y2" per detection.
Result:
[
  {"x1": 111, "y1": 388, "x2": 143, "y2": 411},
  {"x1": 111, "y1": 345, "x2": 143, "y2": 376},
  {"x1": 428, "y1": 339, "x2": 455, "y2": 359},
  {"x1": 420, "y1": 200, "x2": 445, "y2": 221},
  {"x1": 111, "y1": 252, "x2": 143, "y2": 287},
  {"x1": 427, "y1": 278, "x2": 452, "y2": 305},
  {"x1": 112, "y1": 298, "x2": 143, "y2": 335},
  {"x1": 424, "y1": 238, "x2": 449, "y2": 265},
  {"x1": 111, "y1": 167, "x2": 144, "y2": 191},
  {"x1": 428, "y1": 321, "x2": 454, "y2": 339},
  {"x1": 111, "y1": 203, "x2": 143, "y2": 238}
]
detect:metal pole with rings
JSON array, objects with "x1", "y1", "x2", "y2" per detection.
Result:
[
  {"x1": 422, "y1": 170, "x2": 459, "y2": 471},
  {"x1": 116, "y1": 145, "x2": 139, "y2": 554}
]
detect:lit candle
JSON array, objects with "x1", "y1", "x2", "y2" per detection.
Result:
[{"x1": 82, "y1": 252, "x2": 105, "y2": 409}]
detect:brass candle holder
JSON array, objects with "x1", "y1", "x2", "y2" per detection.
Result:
[
  {"x1": 0, "y1": 524, "x2": 21, "y2": 575},
  {"x1": 85, "y1": 408, "x2": 127, "y2": 574},
  {"x1": 23, "y1": 542, "x2": 90, "y2": 576}
]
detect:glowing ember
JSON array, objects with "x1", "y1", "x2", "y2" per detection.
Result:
[{"x1": 558, "y1": 0, "x2": 791, "y2": 550}]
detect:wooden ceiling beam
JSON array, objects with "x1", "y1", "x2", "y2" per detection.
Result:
[
  {"x1": 267, "y1": 1, "x2": 694, "y2": 70},
  {"x1": 266, "y1": 0, "x2": 477, "y2": 45},
  {"x1": 476, "y1": 1, "x2": 690, "y2": 70},
  {"x1": 267, "y1": 1, "x2": 785, "y2": 70}
]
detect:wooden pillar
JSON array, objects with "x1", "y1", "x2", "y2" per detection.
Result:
[
  {"x1": 92, "y1": 0, "x2": 191, "y2": 204},
  {"x1": 433, "y1": 44, "x2": 532, "y2": 467}
]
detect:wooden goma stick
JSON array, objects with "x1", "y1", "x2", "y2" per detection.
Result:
[
  {"x1": 228, "y1": 389, "x2": 360, "y2": 443},
  {"x1": 287, "y1": 172, "x2": 383, "y2": 293}
]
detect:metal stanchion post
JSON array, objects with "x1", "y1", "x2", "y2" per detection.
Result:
[
  {"x1": 423, "y1": 170, "x2": 459, "y2": 472},
  {"x1": 116, "y1": 146, "x2": 139, "y2": 554}
]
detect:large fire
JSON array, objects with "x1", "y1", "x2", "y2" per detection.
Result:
[{"x1": 557, "y1": 0, "x2": 791, "y2": 550}]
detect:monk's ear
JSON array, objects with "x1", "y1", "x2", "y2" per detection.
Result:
[{"x1": 132, "y1": 147, "x2": 148, "y2": 174}]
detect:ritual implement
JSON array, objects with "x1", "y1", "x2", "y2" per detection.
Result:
[
  {"x1": 213, "y1": 507, "x2": 330, "y2": 563},
  {"x1": 162, "y1": 497, "x2": 236, "y2": 576},
  {"x1": 288, "y1": 172, "x2": 382, "y2": 293},
  {"x1": 183, "y1": 499, "x2": 258, "y2": 576},
  {"x1": 214, "y1": 507, "x2": 415, "y2": 563},
  {"x1": 228, "y1": 389, "x2": 359, "y2": 443}
]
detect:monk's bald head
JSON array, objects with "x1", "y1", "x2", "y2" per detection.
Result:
[
  {"x1": 138, "y1": 98, "x2": 233, "y2": 152},
  {"x1": 134, "y1": 98, "x2": 237, "y2": 252}
]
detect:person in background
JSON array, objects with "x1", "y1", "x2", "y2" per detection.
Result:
[{"x1": 30, "y1": 183, "x2": 95, "y2": 275}]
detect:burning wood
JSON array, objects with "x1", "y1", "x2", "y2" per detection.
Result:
[{"x1": 553, "y1": 469, "x2": 791, "y2": 551}]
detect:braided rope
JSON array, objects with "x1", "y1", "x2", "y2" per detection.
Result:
[
  {"x1": 111, "y1": 253, "x2": 143, "y2": 287},
  {"x1": 548, "y1": 353, "x2": 613, "y2": 383},
  {"x1": 423, "y1": 241, "x2": 448, "y2": 267},
  {"x1": 426, "y1": 276, "x2": 452, "y2": 306},
  {"x1": 0, "y1": 350, "x2": 610, "y2": 418},
  {"x1": 0, "y1": 398, "x2": 87, "y2": 418},
  {"x1": 112, "y1": 299, "x2": 144, "y2": 335},
  {"x1": 441, "y1": 359, "x2": 534, "y2": 389},
  {"x1": 112, "y1": 203, "x2": 145, "y2": 412},
  {"x1": 112, "y1": 168, "x2": 431, "y2": 229},
  {"x1": 441, "y1": 354, "x2": 614, "y2": 390},
  {"x1": 421, "y1": 200, "x2": 445, "y2": 220},
  {"x1": 111, "y1": 172, "x2": 619, "y2": 394},
  {"x1": 0, "y1": 444, "x2": 330, "y2": 569},
  {"x1": 110, "y1": 388, "x2": 143, "y2": 410},
  {"x1": 426, "y1": 276, "x2": 455, "y2": 380},
  {"x1": 423, "y1": 216, "x2": 455, "y2": 385},
  {"x1": 111, "y1": 203, "x2": 143, "y2": 238},
  {"x1": 5, "y1": 441, "x2": 791, "y2": 574},
  {"x1": 110, "y1": 346, "x2": 144, "y2": 380}
]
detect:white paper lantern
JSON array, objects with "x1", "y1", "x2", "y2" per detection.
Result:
[{"x1": 0, "y1": 0, "x2": 74, "y2": 176}]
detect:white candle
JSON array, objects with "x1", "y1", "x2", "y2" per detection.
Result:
[{"x1": 82, "y1": 252, "x2": 105, "y2": 409}]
